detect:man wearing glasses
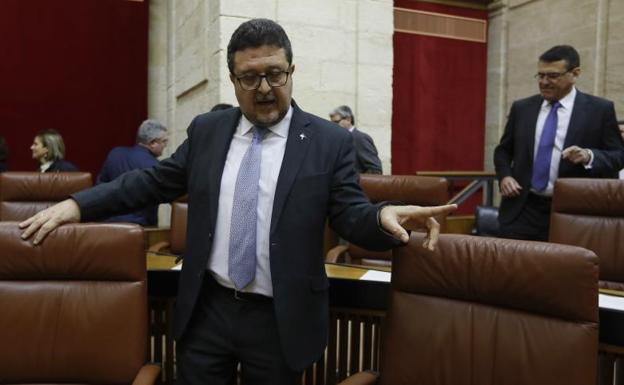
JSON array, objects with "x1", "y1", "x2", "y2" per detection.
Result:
[
  {"x1": 20, "y1": 18, "x2": 456, "y2": 385},
  {"x1": 494, "y1": 45, "x2": 624, "y2": 241},
  {"x1": 329, "y1": 105, "x2": 383, "y2": 174}
]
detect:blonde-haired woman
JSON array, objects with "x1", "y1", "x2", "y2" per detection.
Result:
[{"x1": 31, "y1": 129, "x2": 78, "y2": 172}]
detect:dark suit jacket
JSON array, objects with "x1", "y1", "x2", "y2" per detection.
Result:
[
  {"x1": 494, "y1": 90, "x2": 624, "y2": 224},
  {"x1": 352, "y1": 128, "x2": 382, "y2": 174},
  {"x1": 72, "y1": 102, "x2": 401, "y2": 370},
  {"x1": 45, "y1": 159, "x2": 79, "y2": 172},
  {"x1": 97, "y1": 145, "x2": 160, "y2": 225}
]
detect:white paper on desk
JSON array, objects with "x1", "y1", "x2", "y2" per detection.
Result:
[
  {"x1": 359, "y1": 270, "x2": 391, "y2": 282},
  {"x1": 171, "y1": 263, "x2": 182, "y2": 271},
  {"x1": 599, "y1": 293, "x2": 624, "y2": 312}
]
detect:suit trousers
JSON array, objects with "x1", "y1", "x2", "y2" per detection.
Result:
[
  {"x1": 499, "y1": 192, "x2": 552, "y2": 242},
  {"x1": 177, "y1": 273, "x2": 301, "y2": 385}
]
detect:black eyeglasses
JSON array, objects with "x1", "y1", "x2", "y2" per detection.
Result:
[
  {"x1": 234, "y1": 70, "x2": 291, "y2": 91},
  {"x1": 534, "y1": 70, "x2": 571, "y2": 81}
]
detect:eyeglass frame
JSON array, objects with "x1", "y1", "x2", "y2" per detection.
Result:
[
  {"x1": 533, "y1": 69, "x2": 574, "y2": 81},
  {"x1": 233, "y1": 68, "x2": 292, "y2": 91}
]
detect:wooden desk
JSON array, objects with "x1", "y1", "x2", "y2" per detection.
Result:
[{"x1": 146, "y1": 259, "x2": 624, "y2": 384}]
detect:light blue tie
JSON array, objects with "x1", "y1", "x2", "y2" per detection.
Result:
[
  {"x1": 229, "y1": 126, "x2": 267, "y2": 290},
  {"x1": 531, "y1": 101, "x2": 561, "y2": 192}
]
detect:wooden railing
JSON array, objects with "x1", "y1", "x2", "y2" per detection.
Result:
[{"x1": 416, "y1": 170, "x2": 497, "y2": 207}]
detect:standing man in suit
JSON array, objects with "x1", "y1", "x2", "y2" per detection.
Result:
[
  {"x1": 20, "y1": 19, "x2": 456, "y2": 385},
  {"x1": 330, "y1": 105, "x2": 383, "y2": 174},
  {"x1": 494, "y1": 45, "x2": 624, "y2": 241}
]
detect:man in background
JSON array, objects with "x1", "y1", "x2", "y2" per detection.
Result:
[
  {"x1": 494, "y1": 45, "x2": 624, "y2": 241},
  {"x1": 97, "y1": 119, "x2": 168, "y2": 225},
  {"x1": 330, "y1": 105, "x2": 382, "y2": 174}
]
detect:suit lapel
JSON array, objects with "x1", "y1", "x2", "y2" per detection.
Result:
[
  {"x1": 563, "y1": 91, "x2": 587, "y2": 149},
  {"x1": 207, "y1": 109, "x2": 240, "y2": 226},
  {"x1": 527, "y1": 96, "x2": 544, "y2": 162},
  {"x1": 270, "y1": 101, "x2": 314, "y2": 233}
]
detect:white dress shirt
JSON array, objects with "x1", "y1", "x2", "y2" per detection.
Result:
[
  {"x1": 207, "y1": 106, "x2": 292, "y2": 296},
  {"x1": 532, "y1": 87, "x2": 577, "y2": 196}
]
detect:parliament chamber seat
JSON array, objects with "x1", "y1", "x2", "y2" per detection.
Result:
[
  {"x1": 0, "y1": 222, "x2": 159, "y2": 385},
  {"x1": 550, "y1": 178, "x2": 624, "y2": 290},
  {"x1": 0, "y1": 171, "x2": 92, "y2": 221},
  {"x1": 340, "y1": 233, "x2": 599, "y2": 385},
  {"x1": 148, "y1": 195, "x2": 187, "y2": 256},
  {"x1": 326, "y1": 174, "x2": 449, "y2": 267},
  {"x1": 549, "y1": 178, "x2": 624, "y2": 384}
]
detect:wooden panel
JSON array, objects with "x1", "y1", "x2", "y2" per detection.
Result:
[{"x1": 394, "y1": 7, "x2": 487, "y2": 43}]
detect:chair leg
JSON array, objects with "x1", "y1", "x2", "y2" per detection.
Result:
[
  {"x1": 615, "y1": 358, "x2": 624, "y2": 385},
  {"x1": 599, "y1": 354, "x2": 615, "y2": 385}
]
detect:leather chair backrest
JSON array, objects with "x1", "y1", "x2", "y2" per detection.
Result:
[
  {"x1": 0, "y1": 222, "x2": 147, "y2": 384},
  {"x1": 170, "y1": 196, "x2": 188, "y2": 255},
  {"x1": 381, "y1": 233, "x2": 598, "y2": 385},
  {"x1": 0, "y1": 171, "x2": 92, "y2": 221},
  {"x1": 348, "y1": 174, "x2": 449, "y2": 266},
  {"x1": 550, "y1": 178, "x2": 624, "y2": 290}
]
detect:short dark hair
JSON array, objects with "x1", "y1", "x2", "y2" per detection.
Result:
[
  {"x1": 227, "y1": 18, "x2": 293, "y2": 74},
  {"x1": 539, "y1": 45, "x2": 580, "y2": 70}
]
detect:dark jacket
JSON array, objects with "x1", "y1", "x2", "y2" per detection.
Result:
[
  {"x1": 45, "y1": 159, "x2": 79, "y2": 172},
  {"x1": 72, "y1": 102, "x2": 400, "y2": 371},
  {"x1": 97, "y1": 145, "x2": 160, "y2": 226},
  {"x1": 494, "y1": 90, "x2": 624, "y2": 225}
]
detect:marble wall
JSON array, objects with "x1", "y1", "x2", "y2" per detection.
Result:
[{"x1": 148, "y1": 0, "x2": 394, "y2": 224}]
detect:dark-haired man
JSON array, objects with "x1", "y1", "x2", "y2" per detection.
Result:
[
  {"x1": 330, "y1": 105, "x2": 382, "y2": 174},
  {"x1": 20, "y1": 19, "x2": 456, "y2": 384},
  {"x1": 494, "y1": 45, "x2": 624, "y2": 241}
]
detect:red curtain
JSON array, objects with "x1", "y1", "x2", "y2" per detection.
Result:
[
  {"x1": 0, "y1": 0, "x2": 148, "y2": 176},
  {"x1": 392, "y1": 0, "x2": 487, "y2": 175}
]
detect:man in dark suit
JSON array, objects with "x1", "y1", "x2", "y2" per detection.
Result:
[
  {"x1": 97, "y1": 119, "x2": 168, "y2": 225},
  {"x1": 330, "y1": 105, "x2": 383, "y2": 174},
  {"x1": 20, "y1": 19, "x2": 455, "y2": 385},
  {"x1": 494, "y1": 45, "x2": 624, "y2": 241}
]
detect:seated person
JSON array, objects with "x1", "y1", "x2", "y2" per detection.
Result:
[
  {"x1": 97, "y1": 119, "x2": 168, "y2": 226},
  {"x1": 31, "y1": 129, "x2": 79, "y2": 172}
]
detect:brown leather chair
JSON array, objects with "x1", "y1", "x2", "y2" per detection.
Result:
[
  {"x1": 0, "y1": 171, "x2": 92, "y2": 221},
  {"x1": 149, "y1": 195, "x2": 187, "y2": 256},
  {"x1": 340, "y1": 233, "x2": 599, "y2": 385},
  {"x1": 326, "y1": 174, "x2": 449, "y2": 267},
  {"x1": 550, "y1": 178, "x2": 624, "y2": 290},
  {"x1": 549, "y1": 178, "x2": 624, "y2": 384},
  {"x1": 0, "y1": 222, "x2": 160, "y2": 384}
]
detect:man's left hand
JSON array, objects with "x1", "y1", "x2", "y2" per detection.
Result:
[
  {"x1": 379, "y1": 204, "x2": 457, "y2": 251},
  {"x1": 562, "y1": 145, "x2": 591, "y2": 165}
]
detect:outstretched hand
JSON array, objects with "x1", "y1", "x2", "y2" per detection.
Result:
[
  {"x1": 19, "y1": 199, "x2": 81, "y2": 245},
  {"x1": 379, "y1": 204, "x2": 457, "y2": 251}
]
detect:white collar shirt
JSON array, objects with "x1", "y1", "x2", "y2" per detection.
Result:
[
  {"x1": 207, "y1": 106, "x2": 292, "y2": 296},
  {"x1": 532, "y1": 86, "x2": 577, "y2": 196}
]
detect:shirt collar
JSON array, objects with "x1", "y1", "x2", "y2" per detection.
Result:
[
  {"x1": 239, "y1": 105, "x2": 293, "y2": 138},
  {"x1": 40, "y1": 161, "x2": 52, "y2": 172},
  {"x1": 541, "y1": 86, "x2": 576, "y2": 110}
]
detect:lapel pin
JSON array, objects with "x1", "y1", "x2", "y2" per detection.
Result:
[{"x1": 299, "y1": 133, "x2": 306, "y2": 140}]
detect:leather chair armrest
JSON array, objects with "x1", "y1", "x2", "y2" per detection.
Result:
[
  {"x1": 338, "y1": 370, "x2": 379, "y2": 385},
  {"x1": 326, "y1": 244, "x2": 350, "y2": 263},
  {"x1": 132, "y1": 364, "x2": 161, "y2": 385},
  {"x1": 148, "y1": 241, "x2": 171, "y2": 253}
]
